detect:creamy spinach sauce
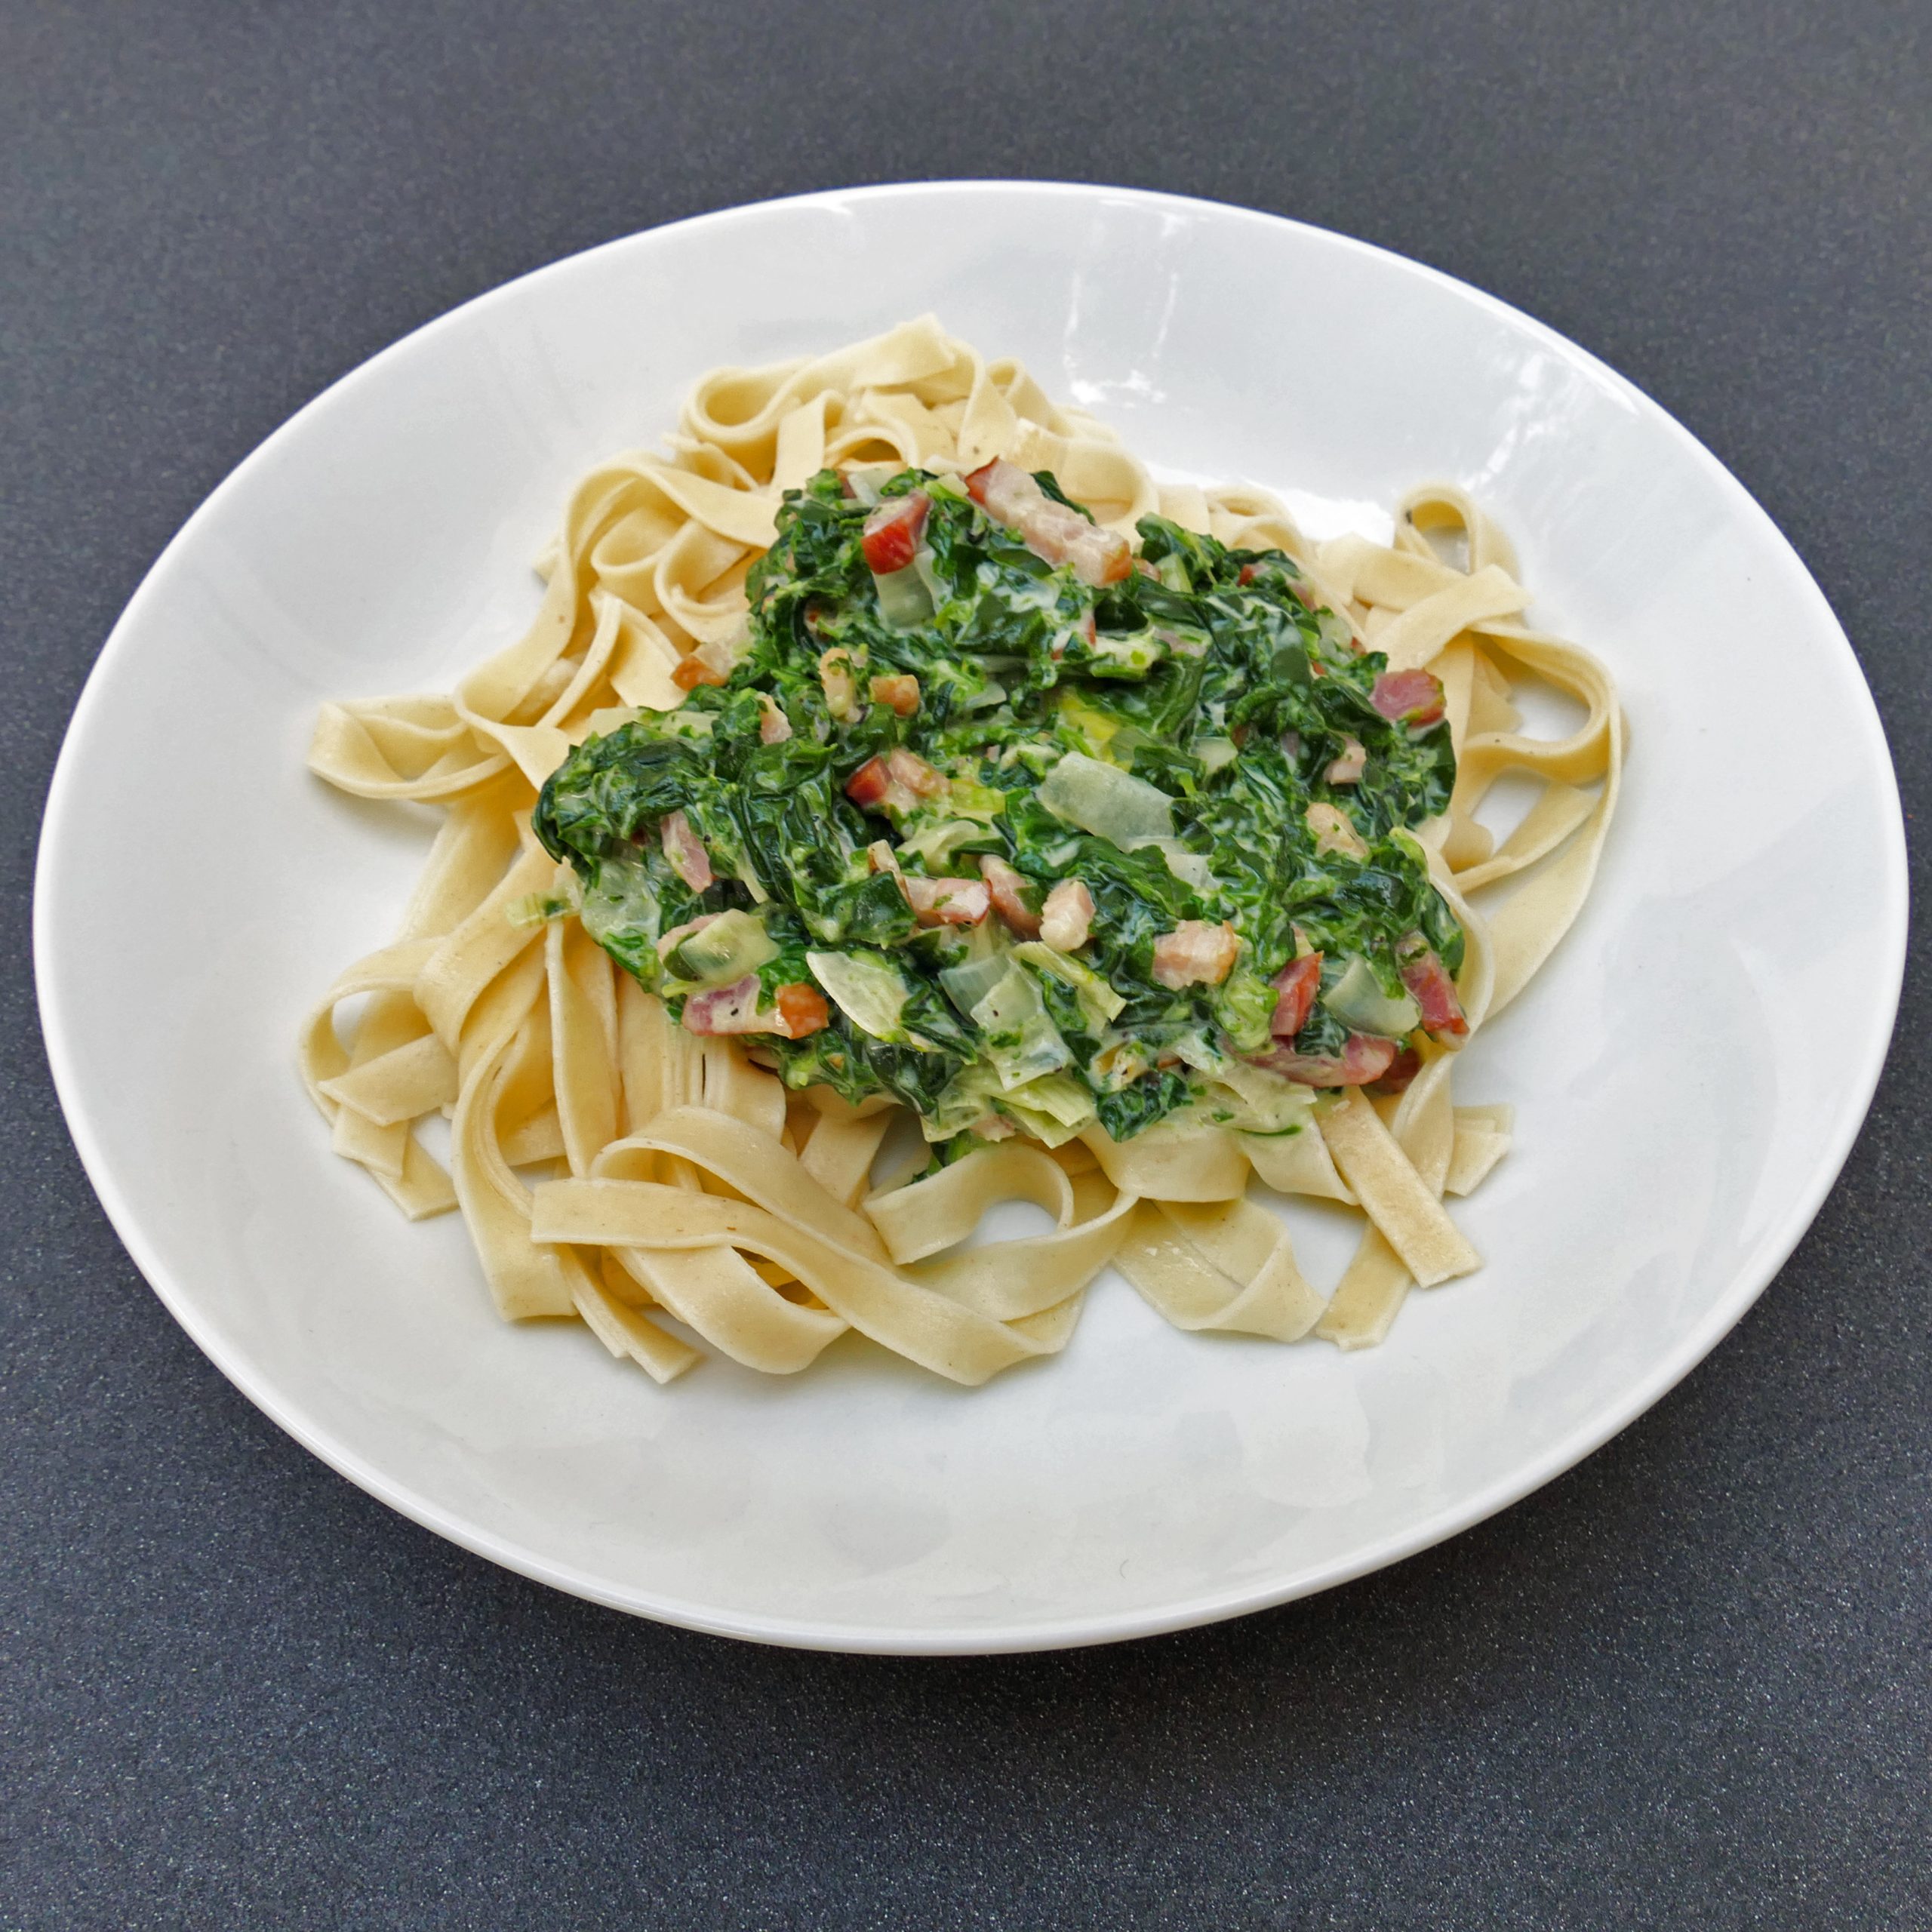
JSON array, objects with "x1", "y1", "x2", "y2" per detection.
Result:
[{"x1": 534, "y1": 465, "x2": 1463, "y2": 1152}]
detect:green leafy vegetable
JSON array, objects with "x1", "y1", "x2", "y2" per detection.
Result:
[{"x1": 534, "y1": 466, "x2": 1463, "y2": 1143}]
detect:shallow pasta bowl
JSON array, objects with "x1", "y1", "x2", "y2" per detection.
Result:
[{"x1": 34, "y1": 182, "x2": 1907, "y2": 1653}]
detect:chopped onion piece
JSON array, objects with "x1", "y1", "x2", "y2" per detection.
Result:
[{"x1": 1037, "y1": 752, "x2": 1174, "y2": 846}]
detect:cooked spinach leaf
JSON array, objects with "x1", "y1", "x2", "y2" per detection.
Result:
[{"x1": 534, "y1": 466, "x2": 1463, "y2": 1143}]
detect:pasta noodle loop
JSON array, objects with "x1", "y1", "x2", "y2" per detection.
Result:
[{"x1": 302, "y1": 320, "x2": 1620, "y2": 1386}]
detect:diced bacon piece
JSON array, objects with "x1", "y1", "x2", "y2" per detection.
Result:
[
  {"x1": 1039, "y1": 878, "x2": 1094, "y2": 952},
  {"x1": 1078, "y1": 610, "x2": 1097, "y2": 649},
  {"x1": 1371, "y1": 668, "x2": 1446, "y2": 726},
  {"x1": 1368, "y1": 1044, "x2": 1423, "y2": 1095},
  {"x1": 671, "y1": 636, "x2": 739, "y2": 691},
  {"x1": 1254, "y1": 1032, "x2": 1398, "y2": 1089},
  {"x1": 683, "y1": 975, "x2": 829, "y2": 1039},
  {"x1": 771, "y1": 982, "x2": 830, "y2": 1038},
  {"x1": 1325, "y1": 736, "x2": 1367, "y2": 785},
  {"x1": 681, "y1": 974, "x2": 764, "y2": 1035},
  {"x1": 1269, "y1": 952, "x2": 1324, "y2": 1038},
  {"x1": 900, "y1": 875, "x2": 989, "y2": 927},
  {"x1": 1306, "y1": 801, "x2": 1368, "y2": 860},
  {"x1": 1337, "y1": 1032, "x2": 1398, "y2": 1084},
  {"x1": 758, "y1": 696, "x2": 792, "y2": 744},
  {"x1": 656, "y1": 912, "x2": 721, "y2": 960},
  {"x1": 845, "y1": 750, "x2": 944, "y2": 817},
  {"x1": 964, "y1": 457, "x2": 1036, "y2": 520},
  {"x1": 963, "y1": 457, "x2": 1131, "y2": 586},
  {"x1": 980, "y1": 854, "x2": 1042, "y2": 937},
  {"x1": 819, "y1": 648, "x2": 860, "y2": 721},
  {"x1": 860, "y1": 491, "x2": 931, "y2": 574},
  {"x1": 888, "y1": 748, "x2": 945, "y2": 796},
  {"x1": 1238, "y1": 561, "x2": 1260, "y2": 586},
  {"x1": 844, "y1": 757, "x2": 894, "y2": 808},
  {"x1": 671, "y1": 651, "x2": 728, "y2": 691},
  {"x1": 660, "y1": 811, "x2": 713, "y2": 892},
  {"x1": 869, "y1": 673, "x2": 921, "y2": 716},
  {"x1": 1070, "y1": 521, "x2": 1134, "y2": 586},
  {"x1": 1398, "y1": 931, "x2": 1468, "y2": 1037},
  {"x1": 1151, "y1": 919, "x2": 1240, "y2": 989},
  {"x1": 1041, "y1": 509, "x2": 1132, "y2": 587}
]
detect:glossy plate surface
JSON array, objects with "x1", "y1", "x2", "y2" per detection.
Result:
[{"x1": 35, "y1": 183, "x2": 1906, "y2": 1652}]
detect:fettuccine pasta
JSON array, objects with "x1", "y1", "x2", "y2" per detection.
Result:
[{"x1": 302, "y1": 317, "x2": 1620, "y2": 1385}]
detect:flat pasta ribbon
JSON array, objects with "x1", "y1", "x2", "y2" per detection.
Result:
[
  {"x1": 528, "y1": 1109, "x2": 1132, "y2": 1385},
  {"x1": 300, "y1": 319, "x2": 1619, "y2": 1386}
]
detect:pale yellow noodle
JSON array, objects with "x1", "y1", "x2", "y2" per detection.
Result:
[
  {"x1": 1316, "y1": 1055, "x2": 1467, "y2": 1350},
  {"x1": 302, "y1": 317, "x2": 1621, "y2": 1385}
]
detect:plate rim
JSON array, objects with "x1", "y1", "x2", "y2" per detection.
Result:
[{"x1": 32, "y1": 178, "x2": 1911, "y2": 1654}]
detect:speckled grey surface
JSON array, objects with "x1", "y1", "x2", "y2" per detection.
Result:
[{"x1": 4, "y1": 2, "x2": 1928, "y2": 1925}]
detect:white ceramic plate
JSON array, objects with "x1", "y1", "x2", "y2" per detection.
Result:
[{"x1": 36, "y1": 183, "x2": 1906, "y2": 1653}]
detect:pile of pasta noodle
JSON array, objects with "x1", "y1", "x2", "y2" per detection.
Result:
[{"x1": 302, "y1": 317, "x2": 1621, "y2": 1387}]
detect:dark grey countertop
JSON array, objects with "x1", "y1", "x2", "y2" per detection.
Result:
[{"x1": 5, "y1": 2, "x2": 1928, "y2": 1925}]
